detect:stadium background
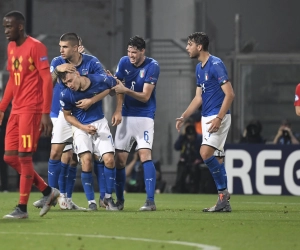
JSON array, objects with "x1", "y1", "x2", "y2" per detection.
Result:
[{"x1": 1, "y1": 0, "x2": 300, "y2": 190}]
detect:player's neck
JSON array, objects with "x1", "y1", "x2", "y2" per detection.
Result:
[
  {"x1": 134, "y1": 56, "x2": 146, "y2": 67},
  {"x1": 68, "y1": 53, "x2": 82, "y2": 66},
  {"x1": 16, "y1": 33, "x2": 28, "y2": 46},
  {"x1": 79, "y1": 77, "x2": 90, "y2": 91},
  {"x1": 199, "y1": 52, "x2": 210, "y2": 66}
]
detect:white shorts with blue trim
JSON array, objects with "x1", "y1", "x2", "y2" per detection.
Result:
[
  {"x1": 115, "y1": 116, "x2": 154, "y2": 152},
  {"x1": 72, "y1": 117, "x2": 115, "y2": 157},
  {"x1": 201, "y1": 114, "x2": 231, "y2": 157},
  {"x1": 51, "y1": 111, "x2": 72, "y2": 151}
]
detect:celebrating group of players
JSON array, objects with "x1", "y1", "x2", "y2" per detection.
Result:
[{"x1": 1, "y1": 9, "x2": 235, "y2": 219}]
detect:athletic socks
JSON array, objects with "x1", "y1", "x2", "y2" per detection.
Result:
[
  {"x1": 81, "y1": 171, "x2": 94, "y2": 201},
  {"x1": 58, "y1": 162, "x2": 68, "y2": 194},
  {"x1": 66, "y1": 166, "x2": 77, "y2": 199},
  {"x1": 4, "y1": 155, "x2": 48, "y2": 192},
  {"x1": 219, "y1": 162, "x2": 228, "y2": 189},
  {"x1": 48, "y1": 159, "x2": 61, "y2": 188},
  {"x1": 94, "y1": 161, "x2": 106, "y2": 200},
  {"x1": 115, "y1": 167, "x2": 126, "y2": 202},
  {"x1": 142, "y1": 160, "x2": 156, "y2": 202},
  {"x1": 18, "y1": 157, "x2": 34, "y2": 205},
  {"x1": 104, "y1": 166, "x2": 116, "y2": 195},
  {"x1": 204, "y1": 155, "x2": 227, "y2": 191}
]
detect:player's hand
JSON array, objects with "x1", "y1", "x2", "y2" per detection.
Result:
[
  {"x1": 0, "y1": 111, "x2": 4, "y2": 126},
  {"x1": 206, "y1": 117, "x2": 221, "y2": 133},
  {"x1": 56, "y1": 63, "x2": 76, "y2": 73},
  {"x1": 111, "y1": 110, "x2": 122, "y2": 126},
  {"x1": 112, "y1": 81, "x2": 127, "y2": 94},
  {"x1": 78, "y1": 45, "x2": 85, "y2": 54},
  {"x1": 76, "y1": 99, "x2": 93, "y2": 110},
  {"x1": 175, "y1": 116, "x2": 185, "y2": 132},
  {"x1": 106, "y1": 70, "x2": 113, "y2": 77},
  {"x1": 83, "y1": 124, "x2": 97, "y2": 135},
  {"x1": 40, "y1": 114, "x2": 53, "y2": 136}
]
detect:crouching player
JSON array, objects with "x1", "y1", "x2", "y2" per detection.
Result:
[{"x1": 59, "y1": 71, "x2": 121, "y2": 210}]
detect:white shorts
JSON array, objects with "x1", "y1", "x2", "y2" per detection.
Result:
[
  {"x1": 51, "y1": 111, "x2": 72, "y2": 151},
  {"x1": 72, "y1": 117, "x2": 115, "y2": 158},
  {"x1": 201, "y1": 114, "x2": 231, "y2": 157},
  {"x1": 115, "y1": 116, "x2": 154, "y2": 152}
]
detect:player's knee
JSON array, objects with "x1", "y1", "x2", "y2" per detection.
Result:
[
  {"x1": 50, "y1": 148, "x2": 63, "y2": 160},
  {"x1": 102, "y1": 153, "x2": 115, "y2": 169},
  {"x1": 4, "y1": 154, "x2": 16, "y2": 166}
]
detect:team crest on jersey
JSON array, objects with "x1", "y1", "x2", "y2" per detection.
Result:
[
  {"x1": 81, "y1": 69, "x2": 88, "y2": 75},
  {"x1": 205, "y1": 73, "x2": 209, "y2": 81},
  {"x1": 139, "y1": 69, "x2": 145, "y2": 78}
]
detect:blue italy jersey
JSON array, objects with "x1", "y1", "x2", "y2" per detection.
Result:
[
  {"x1": 115, "y1": 56, "x2": 160, "y2": 119},
  {"x1": 196, "y1": 55, "x2": 230, "y2": 117},
  {"x1": 60, "y1": 74, "x2": 116, "y2": 124},
  {"x1": 50, "y1": 53, "x2": 105, "y2": 118}
]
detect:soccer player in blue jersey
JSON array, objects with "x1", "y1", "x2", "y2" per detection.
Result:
[
  {"x1": 59, "y1": 71, "x2": 120, "y2": 210},
  {"x1": 112, "y1": 35, "x2": 160, "y2": 211},
  {"x1": 33, "y1": 33, "x2": 118, "y2": 210},
  {"x1": 176, "y1": 32, "x2": 235, "y2": 212}
]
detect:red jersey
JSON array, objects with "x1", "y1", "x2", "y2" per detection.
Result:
[
  {"x1": 5, "y1": 36, "x2": 51, "y2": 114},
  {"x1": 294, "y1": 83, "x2": 300, "y2": 106}
]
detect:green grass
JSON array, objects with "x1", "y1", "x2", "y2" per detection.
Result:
[{"x1": 0, "y1": 192, "x2": 299, "y2": 250}]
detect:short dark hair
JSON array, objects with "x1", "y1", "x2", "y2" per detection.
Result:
[
  {"x1": 60, "y1": 33, "x2": 80, "y2": 46},
  {"x1": 4, "y1": 11, "x2": 25, "y2": 23},
  {"x1": 188, "y1": 32, "x2": 209, "y2": 51},
  {"x1": 127, "y1": 35, "x2": 146, "y2": 50},
  {"x1": 57, "y1": 71, "x2": 67, "y2": 82}
]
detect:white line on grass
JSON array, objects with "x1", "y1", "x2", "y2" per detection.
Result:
[
  {"x1": 0, "y1": 232, "x2": 220, "y2": 250},
  {"x1": 241, "y1": 202, "x2": 300, "y2": 205}
]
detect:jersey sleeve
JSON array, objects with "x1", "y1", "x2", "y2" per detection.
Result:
[
  {"x1": 31, "y1": 42, "x2": 50, "y2": 70},
  {"x1": 145, "y1": 62, "x2": 160, "y2": 85},
  {"x1": 60, "y1": 89, "x2": 72, "y2": 111},
  {"x1": 213, "y1": 61, "x2": 229, "y2": 85},
  {"x1": 196, "y1": 64, "x2": 202, "y2": 86},
  {"x1": 88, "y1": 74, "x2": 117, "y2": 89},
  {"x1": 50, "y1": 57, "x2": 63, "y2": 73},
  {"x1": 115, "y1": 57, "x2": 126, "y2": 80},
  {"x1": 90, "y1": 58, "x2": 106, "y2": 74},
  {"x1": 294, "y1": 83, "x2": 300, "y2": 106}
]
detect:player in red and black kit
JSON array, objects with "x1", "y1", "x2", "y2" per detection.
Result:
[{"x1": 0, "y1": 11, "x2": 60, "y2": 219}]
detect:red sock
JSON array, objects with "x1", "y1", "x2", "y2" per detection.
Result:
[
  {"x1": 33, "y1": 172, "x2": 48, "y2": 192},
  {"x1": 4, "y1": 155, "x2": 48, "y2": 192},
  {"x1": 18, "y1": 157, "x2": 34, "y2": 205}
]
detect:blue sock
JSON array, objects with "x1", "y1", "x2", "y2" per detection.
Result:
[
  {"x1": 219, "y1": 162, "x2": 227, "y2": 189},
  {"x1": 58, "y1": 162, "x2": 68, "y2": 194},
  {"x1": 115, "y1": 168, "x2": 126, "y2": 201},
  {"x1": 81, "y1": 171, "x2": 94, "y2": 201},
  {"x1": 204, "y1": 156, "x2": 226, "y2": 191},
  {"x1": 142, "y1": 160, "x2": 156, "y2": 201},
  {"x1": 104, "y1": 166, "x2": 116, "y2": 195},
  {"x1": 94, "y1": 161, "x2": 106, "y2": 200},
  {"x1": 48, "y1": 159, "x2": 61, "y2": 188},
  {"x1": 66, "y1": 166, "x2": 77, "y2": 198}
]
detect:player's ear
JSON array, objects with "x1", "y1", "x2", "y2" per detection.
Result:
[{"x1": 18, "y1": 23, "x2": 24, "y2": 32}]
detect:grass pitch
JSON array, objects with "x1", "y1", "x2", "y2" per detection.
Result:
[{"x1": 0, "y1": 192, "x2": 298, "y2": 250}]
